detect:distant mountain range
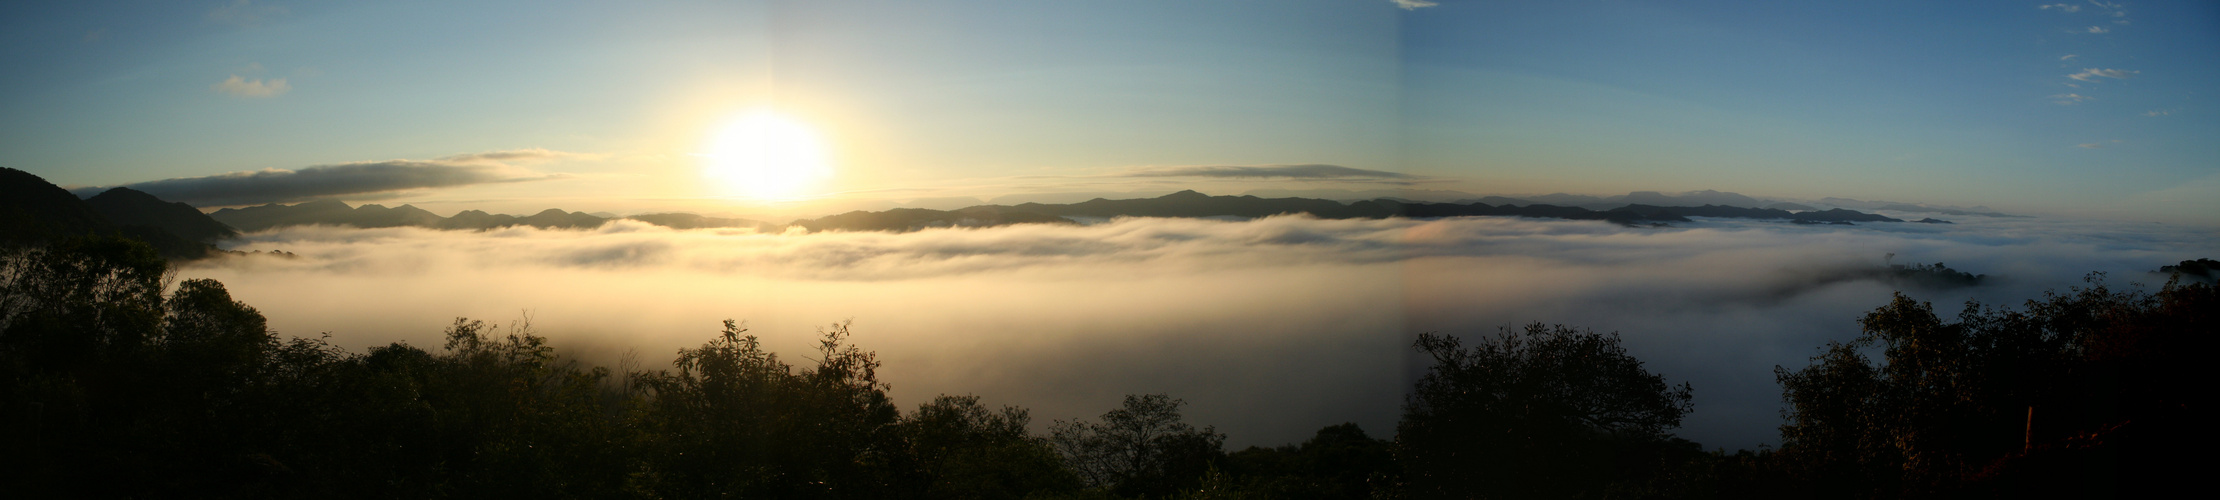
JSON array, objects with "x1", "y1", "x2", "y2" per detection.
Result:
[
  {"x1": 192, "y1": 190, "x2": 1928, "y2": 235},
  {"x1": 208, "y1": 201, "x2": 780, "y2": 233},
  {"x1": 2, "y1": 167, "x2": 229, "y2": 259},
  {"x1": 5, "y1": 168, "x2": 1948, "y2": 254},
  {"x1": 784, "y1": 190, "x2": 1922, "y2": 232},
  {"x1": 1232, "y1": 188, "x2": 2022, "y2": 218}
]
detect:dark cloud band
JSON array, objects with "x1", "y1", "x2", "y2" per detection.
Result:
[
  {"x1": 1123, "y1": 164, "x2": 1416, "y2": 180},
  {"x1": 73, "y1": 153, "x2": 565, "y2": 207}
]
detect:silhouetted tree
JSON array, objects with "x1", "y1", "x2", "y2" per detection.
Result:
[
  {"x1": 903, "y1": 394, "x2": 1082, "y2": 499},
  {"x1": 1216, "y1": 423, "x2": 1395, "y2": 499},
  {"x1": 1051, "y1": 394, "x2": 1227, "y2": 498},
  {"x1": 629, "y1": 320, "x2": 905, "y2": 499},
  {"x1": 1775, "y1": 275, "x2": 2215, "y2": 497},
  {"x1": 1395, "y1": 323, "x2": 1694, "y2": 498}
]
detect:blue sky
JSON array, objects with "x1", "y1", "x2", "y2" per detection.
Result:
[{"x1": 2, "y1": 0, "x2": 2215, "y2": 222}]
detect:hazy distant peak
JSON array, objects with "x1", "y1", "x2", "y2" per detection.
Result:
[{"x1": 297, "y1": 199, "x2": 353, "y2": 210}]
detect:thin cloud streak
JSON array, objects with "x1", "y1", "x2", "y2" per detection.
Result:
[
  {"x1": 2067, "y1": 68, "x2": 2136, "y2": 81},
  {"x1": 212, "y1": 75, "x2": 289, "y2": 97},
  {"x1": 1391, "y1": 0, "x2": 1439, "y2": 10}
]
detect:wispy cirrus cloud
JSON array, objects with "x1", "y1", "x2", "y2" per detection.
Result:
[
  {"x1": 2050, "y1": 93, "x2": 2092, "y2": 105},
  {"x1": 212, "y1": 75, "x2": 290, "y2": 97},
  {"x1": 2067, "y1": 68, "x2": 2136, "y2": 82},
  {"x1": 2085, "y1": 26, "x2": 2110, "y2": 34},
  {"x1": 72, "y1": 149, "x2": 581, "y2": 206},
  {"x1": 2039, "y1": 3, "x2": 2081, "y2": 12},
  {"x1": 1390, "y1": 0, "x2": 1439, "y2": 10},
  {"x1": 1123, "y1": 164, "x2": 1417, "y2": 181}
]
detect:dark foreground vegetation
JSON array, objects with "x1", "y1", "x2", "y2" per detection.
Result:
[{"x1": 1, "y1": 237, "x2": 2209, "y2": 498}]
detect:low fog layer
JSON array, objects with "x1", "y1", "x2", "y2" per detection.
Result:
[{"x1": 184, "y1": 215, "x2": 2216, "y2": 449}]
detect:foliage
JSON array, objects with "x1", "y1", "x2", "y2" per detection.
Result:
[
  {"x1": 628, "y1": 320, "x2": 908, "y2": 499},
  {"x1": 1394, "y1": 323, "x2": 1695, "y2": 498},
  {"x1": 1775, "y1": 275, "x2": 2214, "y2": 497},
  {"x1": 1051, "y1": 394, "x2": 1228, "y2": 498},
  {"x1": 1214, "y1": 423, "x2": 1395, "y2": 499},
  {"x1": 903, "y1": 394, "x2": 1083, "y2": 499},
  {"x1": 7, "y1": 240, "x2": 2208, "y2": 498}
]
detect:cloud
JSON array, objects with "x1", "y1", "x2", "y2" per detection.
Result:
[
  {"x1": 2086, "y1": 26, "x2": 2109, "y2": 34},
  {"x1": 206, "y1": 0, "x2": 289, "y2": 27},
  {"x1": 2078, "y1": 143, "x2": 2104, "y2": 149},
  {"x1": 437, "y1": 148, "x2": 600, "y2": 164},
  {"x1": 2050, "y1": 93, "x2": 2092, "y2": 105},
  {"x1": 2040, "y1": 3, "x2": 2081, "y2": 12},
  {"x1": 212, "y1": 75, "x2": 290, "y2": 97},
  {"x1": 2067, "y1": 68, "x2": 2136, "y2": 81},
  {"x1": 74, "y1": 150, "x2": 576, "y2": 206},
  {"x1": 2060, "y1": 54, "x2": 2077, "y2": 61},
  {"x1": 2144, "y1": 110, "x2": 2170, "y2": 117},
  {"x1": 1123, "y1": 164, "x2": 1418, "y2": 181},
  {"x1": 182, "y1": 214, "x2": 2214, "y2": 449},
  {"x1": 1391, "y1": 0, "x2": 1440, "y2": 10}
]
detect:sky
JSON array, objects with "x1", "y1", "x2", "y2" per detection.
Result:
[
  {"x1": 4, "y1": 0, "x2": 2215, "y2": 222},
  {"x1": 5, "y1": 0, "x2": 2218, "y2": 450}
]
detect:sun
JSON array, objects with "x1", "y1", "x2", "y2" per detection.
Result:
[{"x1": 701, "y1": 110, "x2": 832, "y2": 200}]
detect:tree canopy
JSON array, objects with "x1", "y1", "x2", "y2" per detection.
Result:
[
  {"x1": 1396, "y1": 323, "x2": 1695, "y2": 498},
  {"x1": 1775, "y1": 275, "x2": 2213, "y2": 497}
]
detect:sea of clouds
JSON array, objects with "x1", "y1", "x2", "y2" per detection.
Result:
[{"x1": 181, "y1": 214, "x2": 2217, "y2": 449}]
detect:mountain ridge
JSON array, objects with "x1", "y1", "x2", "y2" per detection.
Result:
[{"x1": 202, "y1": 189, "x2": 1925, "y2": 234}]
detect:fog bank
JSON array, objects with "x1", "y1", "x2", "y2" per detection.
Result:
[{"x1": 183, "y1": 215, "x2": 2217, "y2": 449}]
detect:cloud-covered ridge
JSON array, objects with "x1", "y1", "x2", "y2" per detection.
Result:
[
  {"x1": 75, "y1": 150, "x2": 576, "y2": 206},
  {"x1": 1124, "y1": 164, "x2": 1416, "y2": 181}
]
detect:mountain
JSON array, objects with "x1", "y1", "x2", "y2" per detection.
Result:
[
  {"x1": 1022, "y1": 190, "x2": 1355, "y2": 219},
  {"x1": 1454, "y1": 190, "x2": 1777, "y2": 211},
  {"x1": 84, "y1": 187, "x2": 239, "y2": 242},
  {"x1": 625, "y1": 213, "x2": 781, "y2": 231},
  {"x1": 208, "y1": 200, "x2": 777, "y2": 233},
  {"x1": 1, "y1": 168, "x2": 222, "y2": 259},
  {"x1": 779, "y1": 190, "x2": 1923, "y2": 232},
  {"x1": 792, "y1": 207, "x2": 1075, "y2": 233},
  {"x1": 1788, "y1": 208, "x2": 1902, "y2": 223},
  {"x1": 1816, "y1": 197, "x2": 2021, "y2": 217},
  {"x1": 211, "y1": 202, "x2": 605, "y2": 231},
  {"x1": 2, "y1": 167, "x2": 115, "y2": 247},
  {"x1": 1239, "y1": 188, "x2": 1482, "y2": 203},
  {"x1": 188, "y1": 189, "x2": 1917, "y2": 235}
]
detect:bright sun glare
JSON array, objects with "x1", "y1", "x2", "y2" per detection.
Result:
[{"x1": 702, "y1": 110, "x2": 832, "y2": 200}]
